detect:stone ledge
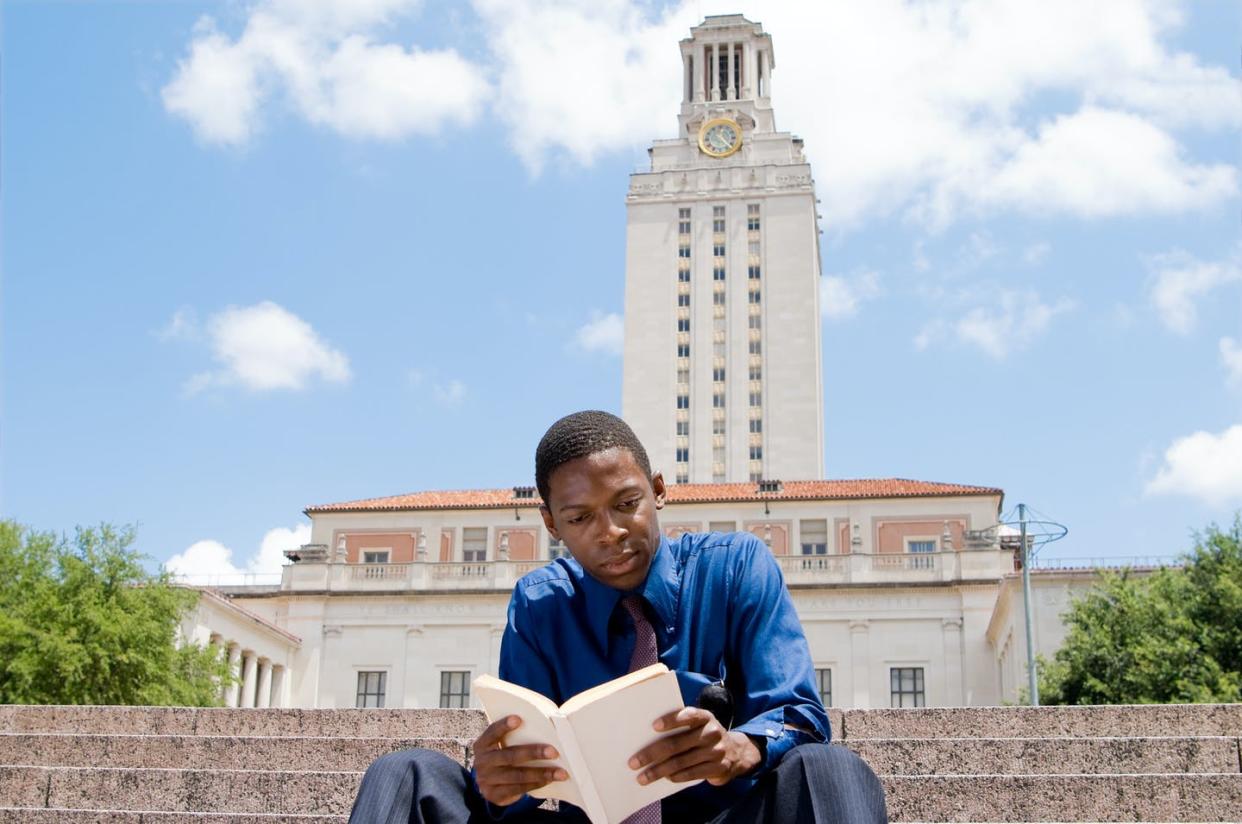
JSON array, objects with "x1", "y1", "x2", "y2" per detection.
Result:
[
  {"x1": 843, "y1": 705, "x2": 1242, "y2": 740},
  {"x1": 0, "y1": 811, "x2": 345, "y2": 823}
]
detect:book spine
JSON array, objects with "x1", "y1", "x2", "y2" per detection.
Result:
[{"x1": 551, "y1": 713, "x2": 608, "y2": 824}]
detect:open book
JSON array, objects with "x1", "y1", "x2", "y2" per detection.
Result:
[{"x1": 473, "y1": 664, "x2": 702, "y2": 824}]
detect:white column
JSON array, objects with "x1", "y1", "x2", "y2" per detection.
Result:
[
  {"x1": 849, "y1": 620, "x2": 870, "y2": 708},
  {"x1": 727, "y1": 42, "x2": 736, "y2": 100},
  {"x1": 270, "y1": 664, "x2": 286, "y2": 708},
  {"x1": 683, "y1": 52, "x2": 691, "y2": 103},
  {"x1": 240, "y1": 651, "x2": 258, "y2": 709},
  {"x1": 942, "y1": 619, "x2": 964, "y2": 706},
  {"x1": 696, "y1": 44, "x2": 706, "y2": 102},
  {"x1": 742, "y1": 42, "x2": 754, "y2": 99},
  {"x1": 224, "y1": 643, "x2": 242, "y2": 708},
  {"x1": 711, "y1": 42, "x2": 720, "y2": 101},
  {"x1": 256, "y1": 658, "x2": 273, "y2": 709},
  {"x1": 759, "y1": 49, "x2": 770, "y2": 99}
]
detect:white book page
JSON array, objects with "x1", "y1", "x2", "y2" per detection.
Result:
[
  {"x1": 473, "y1": 676, "x2": 586, "y2": 810},
  {"x1": 564, "y1": 668, "x2": 703, "y2": 823}
]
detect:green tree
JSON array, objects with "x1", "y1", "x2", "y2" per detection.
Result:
[
  {"x1": 1039, "y1": 517, "x2": 1242, "y2": 704},
  {"x1": 0, "y1": 520, "x2": 230, "y2": 705}
]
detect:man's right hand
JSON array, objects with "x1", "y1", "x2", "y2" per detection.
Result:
[{"x1": 473, "y1": 715, "x2": 569, "y2": 806}]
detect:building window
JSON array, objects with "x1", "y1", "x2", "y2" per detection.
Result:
[
  {"x1": 748, "y1": 315, "x2": 761, "y2": 330},
  {"x1": 677, "y1": 343, "x2": 690, "y2": 357},
  {"x1": 676, "y1": 447, "x2": 689, "y2": 462},
  {"x1": 908, "y1": 539, "x2": 937, "y2": 570},
  {"x1": 676, "y1": 420, "x2": 689, "y2": 436},
  {"x1": 749, "y1": 418, "x2": 762, "y2": 433},
  {"x1": 749, "y1": 445, "x2": 763, "y2": 460},
  {"x1": 713, "y1": 291, "x2": 726, "y2": 306},
  {"x1": 709, "y1": 521, "x2": 735, "y2": 533},
  {"x1": 713, "y1": 266, "x2": 726, "y2": 281},
  {"x1": 748, "y1": 289, "x2": 761, "y2": 304},
  {"x1": 362, "y1": 550, "x2": 390, "y2": 564},
  {"x1": 749, "y1": 471, "x2": 763, "y2": 482},
  {"x1": 712, "y1": 206, "x2": 726, "y2": 233},
  {"x1": 712, "y1": 367, "x2": 726, "y2": 382},
  {"x1": 676, "y1": 472, "x2": 689, "y2": 484},
  {"x1": 749, "y1": 340, "x2": 762, "y2": 355},
  {"x1": 678, "y1": 208, "x2": 691, "y2": 234},
  {"x1": 816, "y1": 668, "x2": 832, "y2": 707},
  {"x1": 677, "y1": 318, "x2": 690, "y2": 333},
  {"x1": 356, "y1": 671, "x2": 387, "y2": 708},
  {"x1": 800, "y1": 520, "x2": 828, "y2": 555},
  {"x1": 713, "y1": 392, "x2": 725, "y2": 408},
  {"x1": 712, "y1": 418, "x2": 726, "y2": 435},
  {"x1": 678, "y1": 269, "x2": 691, "y2": 283},
  {"x1": 677, "y1": 368, "x2": 690, "y2": 384},
  {"x1": 462, "y1": 528, "x2": 488, "y2": 562},
  {"x1": 440, "y1": 671, "x2": 471, "y2": 708},
  {"x1": 749, "y1": 391, "x2": 762, "y2": 406},
  {"x1": 676, "y1": 394, "x2": 689, "y2": 409},
  {"x1": 713, "y1": 243, "x2": 726, "y2": 257},
  {"x1": 679, "y1": 245, "x2": 691, "y2": 258},
  {"x1": 890, "y1": 667, "x2": 925, "y2": 708},
  {"x1": 548, "y1": 535, "x2": 570, "y2": 560},
  {"x1": 748, "y1": 265, "x2": 761, "y2": 280},
  {"x1": 678, "y1": 293, "x2": 690, "y2": 307},
  {"x1": 748, "y1": 241, "x2": 760, "y2": 255},
  {"x1": 747, "y1": 204, "x2": 760, "y2": 231},
  {"x1": 749, "y1": 365, "x2": 762, "y2": 381}
]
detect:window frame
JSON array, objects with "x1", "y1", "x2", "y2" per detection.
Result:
[
  {"x1": 439, "y1": 670, "x2": 471, "y2": 708},
  {"x1": 355, "y1": 670, "x2": 387, "y2": 708}
]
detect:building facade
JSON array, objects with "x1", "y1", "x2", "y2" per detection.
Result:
[{"x1": 622, "y1": 15, "x2": 823, "y2": 484}]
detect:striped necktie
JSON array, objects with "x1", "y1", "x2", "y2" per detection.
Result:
[{"x1": 620, "y1": 595, "x2": 661, "y2": 824}]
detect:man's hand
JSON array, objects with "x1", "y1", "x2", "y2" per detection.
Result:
[
  {"x1": 627, "y1": 707, "x2": 762, "y2": 787},
  {"x1": 473, "y1": 715, "x2": 569, "y2": 806}
]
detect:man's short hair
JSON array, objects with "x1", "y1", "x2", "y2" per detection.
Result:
[{"x1": 535, "y1": 410, "x2": 653, "y2": 503}]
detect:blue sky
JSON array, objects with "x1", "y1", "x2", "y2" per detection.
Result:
[{"x1": 3, "y1": 0, "x2": 1239, "y2": 577}]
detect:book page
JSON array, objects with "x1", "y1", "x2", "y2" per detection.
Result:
[
  {"x1": 473, "y1": 675, "x2": 586, "y2": 810},
  {"x1": 564, "y1": 668, "x2": 703, "y2": 823}
]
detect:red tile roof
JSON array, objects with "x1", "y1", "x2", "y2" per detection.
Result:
[{"x1": 306, "y1": 479, "x2": 1002, "y2": 514}]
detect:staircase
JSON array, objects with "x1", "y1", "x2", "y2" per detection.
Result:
[{"x1": 0, "y1": 703, "x2": 1238, "y2": 822}]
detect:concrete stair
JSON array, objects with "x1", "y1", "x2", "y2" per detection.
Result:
[{"x1": 0, "y1": 704, "x2": 1238, "y2": 822}]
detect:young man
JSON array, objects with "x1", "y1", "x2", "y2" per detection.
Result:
[{"x1": 350, "y1": 411, "x2": 888, "y2": 823}]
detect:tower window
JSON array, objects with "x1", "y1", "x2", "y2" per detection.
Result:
[
  {"x1": 713, "y1": 244, "x2": 726, "y2": 257},
  {"x1": 713, "y1": 392, "x2": 725, "y2": 408},
  {"x1": 749, "y1": 418, "x2": 762, "y2": 433},
  {"x1": 749, "y1": 340, "x2": 762, "y2": 355},
  {"x1": 676, "y1": 395, "x2": 689, "y2": 409},
  {"x1": 678, "y1": 293, "x2": 690, "y2": 307},
  {"x1": 678, "y1": 207, "x2": 691, "y2": 235},
  {"x1": 679, "y1": 245, "x2": 691, "y2": 258},
  {"x1": 713, "y1": 291, "x2": 726, "y2": 305},
  {"x1": 713, "y1": 267, "x2": 726, "y2": 281},
  {"x1": 748, "y1": 290, "x2": 761, "y2": 304},
  {"x1": 748, "y1": 265, "x2": 761, "y2": 280},
  {"x1": 676, "y1": 420, "x2": 689, "y2": 436},
  {"x1": 677, "y1": 318, "x2": 690, "y2": 332},
  {"x1": 749, "y1": 391, "x2": 762, "y2": 406},
  {"x1": 749, "y1": 365, "x2": 762, "y2": 381},
  {"x1": 747, "y1": 204, "x2": 760, "y2": 231},
  {"x1": 712, "y1": 206, "x2": 725, "y2": 233},
  {"x1": 677, "y1": 343, "x2": 690, "y2": 357},
  {"x1": 749, "y1": 445, "x2": 763, "y2": 460},
  {"x1": 676, "y1": 447, "x2": 689, "y2": 462},
  {"x1": 748, "y1": 315, "x2": 761, "y2": 330},
  {"x1": 678, "y1": 269, "x2": 690, "y2": 283},
  {"x1": 712, "y1": 367, "x2": 726, "y2": 382}
]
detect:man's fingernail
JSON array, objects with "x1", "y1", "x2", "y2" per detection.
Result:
[
  {"x1": 506, "y1": 716, "x2": 519, "y2": 728},
  {"x1": 653, "y1": 719, "x2": 665, "y2": 731},
  {"x1": 637, "y1": 772, "x2": 650, "y2": 785},
  {"x1": 555, "y1": 769, "x2": 569, "y2": 781},
  {"x1": 628, "y1": 756, "x2": 640, "y2": 769},
  {"x1": 544, "y1": 747, "x2": 558, "y2": 759}
]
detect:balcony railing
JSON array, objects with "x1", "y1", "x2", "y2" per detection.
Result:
[{"x1": 274, "y1": 549, "x2": 1014, "y2": 593}]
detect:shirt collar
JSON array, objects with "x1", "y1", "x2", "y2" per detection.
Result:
[{"x1": 579, "y1": 534, "x2": 680, "y2": 650}]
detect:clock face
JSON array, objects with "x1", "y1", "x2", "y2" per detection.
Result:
[{"x1": 699, "y1": 118, "x2": 742, "y2": 157}]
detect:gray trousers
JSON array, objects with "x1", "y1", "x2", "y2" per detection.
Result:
[{"x1": 348, "y1": 743, "x2": 888, "y2": 824}]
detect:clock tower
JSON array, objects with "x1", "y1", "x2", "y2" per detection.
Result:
[{"x1": 622, "y1": 15, "x2": 824, "y2": 484}]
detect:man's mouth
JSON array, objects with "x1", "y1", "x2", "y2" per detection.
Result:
[{"x1": 601, "y1": 548, "x2": 639, "y2": 572}]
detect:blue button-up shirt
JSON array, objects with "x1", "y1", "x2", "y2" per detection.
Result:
[{"x1": 491, "y1": 531, "x2": 829, "y2": 820}]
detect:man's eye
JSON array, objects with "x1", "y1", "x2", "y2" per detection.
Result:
[
  {"x1": 618, "y1": 499, "x2": 639, "y2": 510},
  {"x1": 568, "y1": 513, "x2": 589, "y2": 525}
]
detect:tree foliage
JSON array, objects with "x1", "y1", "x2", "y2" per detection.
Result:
[
  {"x1": 0, "y1": 520, "x2": 229, "y2": 705},
  {"x1": 1039, "y1": 517, "x2": 1242, "y2": 704}
]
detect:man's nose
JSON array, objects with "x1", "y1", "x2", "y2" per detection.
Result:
[{"x1": 596, "y1": 512, "x2": 628, "y2": 544}]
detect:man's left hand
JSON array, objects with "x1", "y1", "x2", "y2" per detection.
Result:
[{"x1": 627, "y1": 706, "x2": 762, "y2": 787}]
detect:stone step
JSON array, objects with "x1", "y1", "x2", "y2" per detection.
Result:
[
  {"x1": 0, "y1": 812, "x2": 344, "y2": 823},
  {"x1": 842, "y1": 704, "x2": 1242, "y2": 740},
  {"x1": 846, "y1": 736, "x2": 1242, "y2": 775},
  {"x1": 0, "y1": 707, "x2": 486, "y2": 739},
  {"x1": 3, "y1": 766, "x2": 1240, "y2": 821},
  {"x1": 4, "y1": 732, "x2": 1236, "y2": 778},
  {"x1": 0, "y1": 734, "x2": 466, "y2": 772},
  {"x1": 884, "y1": 774, "x2": 1242, "y2": 822}
]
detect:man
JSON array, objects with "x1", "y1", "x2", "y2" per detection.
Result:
[{"x1": 350, "y1": 411, "x2": 888, "y2": 823}]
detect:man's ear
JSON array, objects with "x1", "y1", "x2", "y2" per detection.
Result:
[
  {"x1": 539, "y1": 505, "x2": 560, "y2": 539},
  {"x1": 650, "y1": 471, "x2": 667, "y2": 510}
]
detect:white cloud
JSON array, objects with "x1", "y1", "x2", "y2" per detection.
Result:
[
  {"x1": 573, "y1": 311, "x2": 625, "y2": 355},
  {"x1": 179, "y1": 301, "x2": 350, "y2": 393},
  {"x1": 916, "y1": 289, "x2": 1074, "y2": 359},
  {"x1": 1147, "y1": 249, "x2": 1242, "y2": 334},
  {"x1": 474, "y1": 0, "x2": 1237, "y2": 224},
  {"x1": 156, "y1": 308, "x2": 200, "y2": 342},
  {"x1": 1146, "y1": 424, "x2": 1242, "y2": 506},
  {"x1": 1023, "y1": 242, "x2": 1051, "y2": 265},
  {"x1": 1221, "y1": 337, "x2": 1242, "y2": 388},
  {"x1": 165, "y1": 524, "x2": 310, "y2": 582},
  {"x1": 432, "y1": 379, "x2": 467, "y2": 406},
  {"x1": 821, "y1": 270, "x2": 883, "y2": 320},
  {"x1": 162, "y1": 0, "x2": 489, "y2": 146}
]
